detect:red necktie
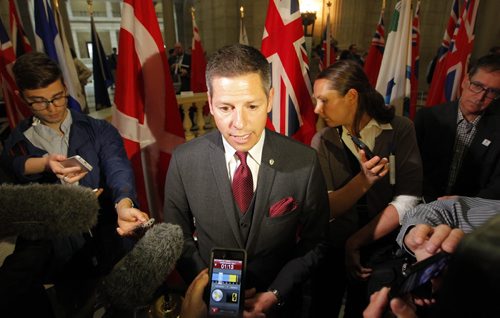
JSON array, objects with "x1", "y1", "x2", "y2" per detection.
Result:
[{"x1": 232, "y1": 151, "x2": 253, "y2": 213}]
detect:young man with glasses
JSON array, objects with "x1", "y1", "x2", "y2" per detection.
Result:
[
  {"x1": 0, "y1": 52, "x2": 149, "y2": 316},
  {"x1": 415, "y1": 53, "x2": 500, "y2": 202}
]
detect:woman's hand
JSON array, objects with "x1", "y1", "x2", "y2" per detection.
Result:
[
  {"x1": 359, "y1": 149, "x2": 389, "y2": 187},
  {"x1": 345, "y1": 238, "x2": 373, "y2": 280}
]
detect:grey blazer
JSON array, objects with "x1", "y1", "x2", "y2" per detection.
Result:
[{"x1": 164, "y1": 129, "x2": 329, "y2": 299}]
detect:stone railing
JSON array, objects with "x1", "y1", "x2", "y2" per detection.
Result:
[
  {"x1": 88, "y1": 93, "x2": 215, "y2": 141},
  {"x1": 176, "y1": 92, "x2": 215, "y2": 141}
]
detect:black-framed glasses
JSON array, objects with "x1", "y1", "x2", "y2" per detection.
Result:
[
  {"x1": 24, "y1": 95, "x2": 69, "y2": 111},
  {"x1": 468, "y1": 80, "x2": 500, "y2": 100}
]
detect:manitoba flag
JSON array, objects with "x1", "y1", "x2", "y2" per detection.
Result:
[
  {"x1": 442, "y1": 0, "x2": 480, "y2": 102},
  {"x1": 364, "y1": 8, "x2": 385, "y2": 88},
  {"x1": 425, "y1": 0, "x2": 459, "y2": 106},
  {"x1": 408, "y1": 1, "x2": 420, "y2": 119},
  {"x1": 112, "y1": 0, "x2": 185, "y2": 220},
  {"x1": 190, "y1": 11, "x2": 207, "y2": 93},
  {"x1": 261, "y1": 0, "x2": 317, "y2": 145},
  {"x1": 319, "y1": 11, "x2": 335, "y2": 72}
]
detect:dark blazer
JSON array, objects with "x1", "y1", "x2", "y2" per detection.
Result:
[
  {"x1": 164, "y1": 129, "x2": 329, "y2": 301},
  {"x1": 415, "y1": 101, "x2": 500, "y2": 201}
]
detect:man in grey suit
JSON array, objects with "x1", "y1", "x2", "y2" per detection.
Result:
[
  {"x1": 164, "y1": 44, "x2": 329, "y2": 317},
  {"x1": 415, "y1": 54, "x2": 500, "y2": 202}
]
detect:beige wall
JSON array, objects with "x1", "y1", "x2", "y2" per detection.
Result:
[{"x1": 182, "y1": 0, "x2": 498, "y2": 92}]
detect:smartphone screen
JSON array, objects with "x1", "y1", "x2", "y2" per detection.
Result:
[
  {"x1": 208, "y1": 248, "x2": 246, "y2": 317},
  {"x1": 390, "y1": 251, "x2": 451, "y2": 299}
]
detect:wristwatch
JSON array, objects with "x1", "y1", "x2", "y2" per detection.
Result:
[{"x1": 268, "y1": 288, "x2": 284, "y2": 308}]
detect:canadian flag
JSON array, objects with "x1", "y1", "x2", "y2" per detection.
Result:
[{"x1": 112, "y1": 0, "x2": 185, "y2": 220}]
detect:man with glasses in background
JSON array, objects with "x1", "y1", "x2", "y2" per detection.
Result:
[
  {"x1": 415, "y1": 53, "x2": 500, "y2": 202},
  {"x1": 0, "y1": 52, "x2": 149, "y2": 317}
]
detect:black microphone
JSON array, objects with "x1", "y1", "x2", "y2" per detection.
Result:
[
  {"x1": 0, "y1": 183, "x2": 99, "y2": 240},
  {"x1": 99, "y1": 223, "x2": 184, "y2": 310}
]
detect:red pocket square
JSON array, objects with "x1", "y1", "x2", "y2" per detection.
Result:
[{"x1": 269, "y1": 197, "x2": 298, "y2": 217}]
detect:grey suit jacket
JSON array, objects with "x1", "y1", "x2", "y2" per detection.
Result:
[{"x1": 164, "y1": 129, "x2": 329, "y2": 299}]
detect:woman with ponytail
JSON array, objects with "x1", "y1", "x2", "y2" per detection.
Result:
[{"x1": 310, "y1": 60, "x2": 423, "y2": 317}]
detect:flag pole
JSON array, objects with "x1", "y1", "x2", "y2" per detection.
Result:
[{"x1": 325, "y1": 1, "x2": 332, "y2": 68}]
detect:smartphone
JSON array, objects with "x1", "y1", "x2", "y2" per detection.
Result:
[
  {"x1": 208, "y1": 248, "x2": 247, "y2": 317},
  {"x1": 350, "y1": 135, "x2": 375, "y2": 160},
  {"x1": 61, "y1": 155, "x2": 93, "y2": 172},
  {"x1": 389, "y1": 251, "x2": 451, "y2": 299}
]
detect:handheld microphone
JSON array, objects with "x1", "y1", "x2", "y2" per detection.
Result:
[
  {"x1": 0, "y1": 183, "x2": 99, "y2": 239},
  {"x1": 99, "y1": 223, "x2": 183, "y2": 310}
]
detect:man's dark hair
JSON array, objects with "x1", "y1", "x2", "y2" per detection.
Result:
[
  {"x1": 12, "y1": 52, "x2": 62, "y2": 91},
  {"x1": 468, "y1": 53, "x2": 500, "y2": 77},
  {"x1": 206, "y1": 44, "x2": 271, "y2": 97}
]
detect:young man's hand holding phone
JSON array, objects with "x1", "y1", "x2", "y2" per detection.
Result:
[{"x1": 56, "y1": 155, "x2": 93, "y2": 184}]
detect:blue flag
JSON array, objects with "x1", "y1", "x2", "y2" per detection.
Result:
[
  {"x1": 91, "y1": 17, "x2": 113, "y2": 109},
  {"x1": 33, "y1": 0, "x2": 84, "y2": 112}
]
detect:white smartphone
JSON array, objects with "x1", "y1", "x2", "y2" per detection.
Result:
[{"x1": 61, "y1": 155, "x2": 93, "y2": 172}]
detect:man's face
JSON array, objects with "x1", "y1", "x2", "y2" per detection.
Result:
[
  {"x1": 460, "y1": 68, "x2": 500, "y2": 116},
  {"x1": 174, "y1": 44, "x2": 183, "y2": 56},
  {"x1": 19, "y1": 79, "x2": 68, "y2": 126},
  {"x1": 208, "y1": 73, "x2": 273, "y2": 152}
]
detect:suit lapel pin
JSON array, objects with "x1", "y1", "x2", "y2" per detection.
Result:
[
  {"x1": 482, "y1": 139, "x2": 491, "y2": 147},
  {"x1": 269, "y1": 159, "x2": 275, "y2": 165}
]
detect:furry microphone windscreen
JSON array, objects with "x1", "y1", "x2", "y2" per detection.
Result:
[
  {"x1": 100, "y1": 223, "x2": 184, "y2": 310},
  {"x1": 0, "y1": 183, "x2": 99, "y2": 239}
]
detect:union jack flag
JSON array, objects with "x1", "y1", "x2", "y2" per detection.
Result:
[
  {"x1": 443, "y1": 0, "x2": 480, "y2": 102},
  {"x1": 426, "y1": 0, "x2": 459, "y2": 106},
  {"x1": 9, "y1": 0, "x2": 31, "y2": 57},
  {"x1": 0, "y1": 17, "x2": 30, "y2": 128},
  {"x1": 364, "y1": 8, "x2": 385, "y2": 87},
  {"x1": 261, "y1": 0, "x2": 317, "y2": 145}
]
